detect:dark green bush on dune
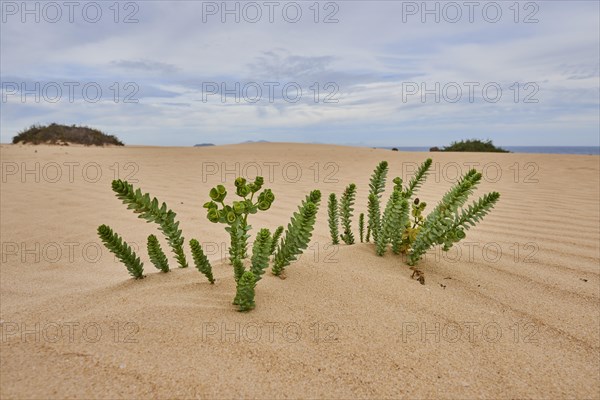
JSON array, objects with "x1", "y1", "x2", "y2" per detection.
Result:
[
  {"x1": 442, "y1": 139, "x2": 508, "y2": 153},
  {"x1": 13, "y1": 123, "x2": 124, "y2": 146}
]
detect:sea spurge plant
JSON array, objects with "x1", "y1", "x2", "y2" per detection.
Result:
[
  {"x1": 204, "y1": 176, "x2": 274, "y2": 263},
  {"x1": 367, "y1": 194, "x2": 381, "y2": 243},
  {"x1": 147, "y1": 234, "x2": 169, "y2": 272},
  {"x1": 232, "y1": 258, "x2": 245, "y2": 284},
  {"x1": 190, "y1": 239, "x2": 215, "y2": 284},
  {"x1": 250, "y1": 228, "x2": 272, "y2": 283},
  {"x1": 270, "y1": 226, "x2": 283, "y2": 256},
  {"x1": 398, "y1": 198, "x2": 427, "y2": 254},
  {"x1": 356, "y1": 160, "x2": 500, "y2": 275},
  {"x1": 204, "y1": 177, "x2": 282, "y2": 310},
  {"x1": 408, "y1": 170, "x2": 500, "y2": 265},
  {"x1": 375, "y1": 190, "x2": 409, "y2": 256},
  {"x1": 111, "y1": 179, "x2": 188, "y2": 268},
  {"x1": 447, "y1": 191, "x2": 500, "y2": 247},
  {"x1": 98, "y1": 224, "x2": 144, "y2": 279},
  {"x1": 403, "y1": 158, "x2": 432, "y2": 199},
  {"x1": 328, "y1": 193, "x2": 340, "y2": 245},
  {"x1": 236, "y1": 271, "x2": 256, "y2": 312},
  {"x1": 272, "y1": 190, "x2": 321, "y2": 276},
  {"x1": 226, "y1": 219, "x2": 247, "y2": 266},
  {"x1": 368, "y1": 161, "x2": 388, "y2": 242},
  {"x1": 359, "y1": 213, "x2": 365, "y2": 243},
  {"x1": 339, "y1": 184, "x2": 356, "y2": 245}
]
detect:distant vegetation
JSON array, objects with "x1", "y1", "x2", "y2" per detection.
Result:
[
  {"x1": 440, "y1": 139, "x2": 509, "y2": 153},
  {"x1": 12, "y1": 123, "x2": 124, "y2": 146},
  {"x1": 194, "y1": 143, "x2": 215, "y2": 147}
]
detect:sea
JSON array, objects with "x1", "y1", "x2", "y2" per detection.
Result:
[{"x1": 379, "y1": 146, "x2": 599, "y2": 155}]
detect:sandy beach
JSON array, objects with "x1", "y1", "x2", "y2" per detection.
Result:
[{"x1": 1, "y1": 142, "x2": 598, "y2": 399}]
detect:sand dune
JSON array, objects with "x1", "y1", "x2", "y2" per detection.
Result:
[{"x1": 1, "y1": 143, "x2": 598, "y2": 399}]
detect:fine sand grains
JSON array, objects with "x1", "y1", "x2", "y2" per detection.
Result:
[{"x1": 1, "y1": 143, "x2": 599, "y2": 399}]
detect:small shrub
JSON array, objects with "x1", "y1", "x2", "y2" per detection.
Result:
[
  {"x1": 442, "y1": 139, "x2": 509, "y2": 153},
  {"x1": 13, "y1": 123, "x2": 123, "y2": 146}
]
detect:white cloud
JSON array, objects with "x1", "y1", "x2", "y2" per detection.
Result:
[{"x1": 1, "y1": 1, "x2": 598, "y2": 145}]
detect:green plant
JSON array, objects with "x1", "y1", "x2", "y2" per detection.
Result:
[
  {"x1": 339, "y1": 184, "x2": 356, "y2": 244},
  {"x1": 112, "y1": 180, "x2": 188, "y2": 268},
  {"x1": 272, "y1": 190, "x2": 321, "y2": 276},
  {"x1": 236, "y1": 271, "x2": 256, "y2": 312},
  {"x1": 232, "y1": 228, "x2": 270, "y2": 312},
  {"x1": 366, "y1": 159, "x2": 431, "y2": 256},
  {"x1": 147, "y1": 234, "x2": 169, "y2": 272},
  {"x1": 366, "y1": 226, "x2": 371, "y2": 242},
  {"x1": 375, "y1": 190, "x2": 409, "y2": 256},
  {"x1": 328, "y1": 193, "x2": 340, "y2": 245},
  {"x1": 204, "y1": 177, "x2": 274, "y2": 264},
  {"x1": 398, "y1": 198, "x2": 427, "y2": 254},
  {"x1": 13, "y1": 123, "x2": 124, "y2": 146},
  {"x1": 442, "y1": 139, "x2": 509, "y2": 153},
  {"x1": 359, "y1": 213, "x2": 365, "y2": 243},
  {"x1": 190, "y1": 239, "x2": 215, "y2": 284},
  {"x1": 269, "y1": 226, "x2": 284, "y2": 256},
  {"x1": 408, "y1": 170, "x2": 500, "y2": 265},
  {"x1": 403, "y1": 158, "x2": 432, "y2": 199},
  {"x1": 250, "y1": 228, "x2": 272, "y2": 283},
  {"x1": 367, "y1": 161, "x2": 388, "y2": 242},
  {"x1": 97, "y1": 225, "x2": 144, "y2": 279},
  {"x1": 204, "y1": 177, "x2": 278, "y2": 311}
]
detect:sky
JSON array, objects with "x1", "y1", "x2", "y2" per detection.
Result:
[{"x1": 1, "y1": 0, "x2": 599, "y2": 147}]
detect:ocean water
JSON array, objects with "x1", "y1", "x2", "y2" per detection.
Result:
[{"x1": 381, "y1": 146, "x2": 599, "y2": 155}]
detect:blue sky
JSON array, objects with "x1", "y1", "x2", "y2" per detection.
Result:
[{"x1": 1, "y1": 1, "x2": 599, "y2": 146}]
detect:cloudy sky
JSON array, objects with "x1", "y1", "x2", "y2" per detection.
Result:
[{"x1": 1, "y1": 1, "x2": 598, "y2": 146}]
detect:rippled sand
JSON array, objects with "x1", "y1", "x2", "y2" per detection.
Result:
[{"x1": 1, "y1": 143, "x2": 598, "y2": 399}]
